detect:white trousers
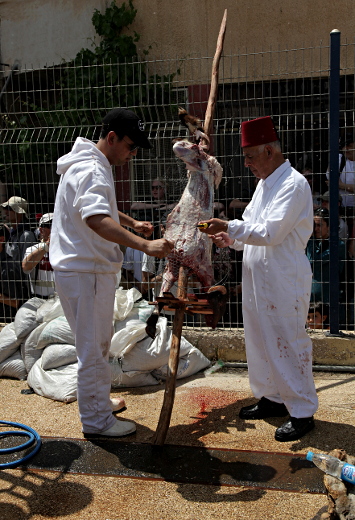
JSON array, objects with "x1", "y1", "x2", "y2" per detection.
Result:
[
  {"x1": 242, "y1": 264, "x2": 319, "y2": 418},
  {"x1": 54, "y1": 271, "x2": 117, "y2": 433}
]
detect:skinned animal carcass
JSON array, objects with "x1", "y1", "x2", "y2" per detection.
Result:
[
  {"x1": 145, "y1": 139, "x2": 227, "y2": 338},
  {"x1": 161, "y1": 140, "x2": 222, "y2": 292}
]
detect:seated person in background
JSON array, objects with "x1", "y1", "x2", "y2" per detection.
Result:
[
  {"x1": 131, "y1": 179, "x2": 177, "y2": 215},
  {"x1": 306, "y1": 208, "x2": 346, "y2": 307},
  {"x1": 121, "y1": 246, "x2": 145, "y2": 296},
  {"x1": 0, "y1": 224, "x2": 28, "y2": 322},
  {"x1": 306, "y1": 302, "x2": 329, "y2": 330},
  {"x1": 22, "y1": 213, "x2": 55, "y2": 299},
  {"x1": 320, "y1": 191, "x2": 348, "y2": 240},
  {"x1": 1, "y1": 196, "x2": 37, "y2": 263},
  {"x1": 131, "y1": 179, "x2": 178, "y2": 240}
]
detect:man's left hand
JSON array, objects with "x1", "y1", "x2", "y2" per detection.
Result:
[{"x1": 134, "y1": 221, "x2": 154, "y2": 237}]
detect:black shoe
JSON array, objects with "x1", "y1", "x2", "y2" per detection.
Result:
[
  {"x1": 239, "y1": 397, "x2": 288, "y2": 420},
  {"x1": 275, "y1": 416, "x2": 315, "y2": 442}
]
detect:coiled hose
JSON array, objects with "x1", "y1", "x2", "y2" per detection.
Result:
[{"x1": 0, "y1": 420, "x2": 41, "y2": 469}]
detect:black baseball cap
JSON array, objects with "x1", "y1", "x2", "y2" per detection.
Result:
[{"x1": 102, "y1": 108, "x2": 152, "y2": 149}]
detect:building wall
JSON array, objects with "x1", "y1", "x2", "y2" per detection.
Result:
[{"x1": 0, "y1": 0, "x2": 354, "y2": 71}]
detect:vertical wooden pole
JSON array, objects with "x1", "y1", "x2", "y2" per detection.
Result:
[{"x1": 153, "y1": 267, "x2": 187, "y2": 445}]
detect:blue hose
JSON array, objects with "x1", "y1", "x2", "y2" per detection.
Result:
[{"x1": 0, "y1": 420, "x2": 42, "y2": 469}]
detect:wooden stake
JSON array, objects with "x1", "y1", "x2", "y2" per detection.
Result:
[
  {"x1": 202, "y1": 9, "x2": 227, "y2": 149},
  {"x1": 152, "y1": 267, "x2": 188, "y2": 445},
  {"x1": 153, "y1": 10, "x2": 227, "y2": 445}
]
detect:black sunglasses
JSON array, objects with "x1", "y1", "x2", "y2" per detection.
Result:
[
  {"x1": 40, "y1": 223, "x2": 52, "y2": 229},
  {"x1": 122, "y1": 137, "x2": 139, "y2": 152}
]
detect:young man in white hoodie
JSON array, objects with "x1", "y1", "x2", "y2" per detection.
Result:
[{"x1": 50, "y1": 108, "x2": 173, "y2": 437}]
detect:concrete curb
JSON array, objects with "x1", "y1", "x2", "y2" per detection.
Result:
[{"x1": 182, "y1": 327, "x2": 355, "y2": 367}]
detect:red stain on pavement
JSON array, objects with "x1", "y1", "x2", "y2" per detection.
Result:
[{"x1": 179, "y1": 388, "x2": 245, "y2": 422}]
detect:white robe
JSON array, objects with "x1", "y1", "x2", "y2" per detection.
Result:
[{"x1": 228, "y1": 160, "x2": 318, "y2": 418}]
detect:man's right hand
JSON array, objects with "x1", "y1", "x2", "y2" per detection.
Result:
[{"x1": 145, "y1": 238, "x2": 174, "y2": 259}]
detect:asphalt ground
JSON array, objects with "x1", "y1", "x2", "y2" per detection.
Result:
[{"x1": 1, "y1": 366, "x2": 354, "y2": 519}]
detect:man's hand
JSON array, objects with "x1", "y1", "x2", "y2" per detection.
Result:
[
  {"x1": 133, "y1": 220, "x2": 154, "y2": 237},
  {"x1": 145, "y1": 238, "x2": 174, "y2": 259},
  {"x1": 209, "y1": 231, "x2": 234, "y2": 248},
  {"x1": 197, "y1": 218, "x2": 229, "y2": 235}
]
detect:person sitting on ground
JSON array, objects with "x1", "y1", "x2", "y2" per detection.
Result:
[
  {"x1": 306, "y1": 302, "x2": 329, "y2": 330},
  {"x1": 1, "y1": 196, "x2": 37, "y2": 264},
  {"x1": 320, "y1": 191, "x2": 348, "y2": 240},
  {"x1": 0, "y1": 224, "x2": 27, "y2": 322},
  {"x1": 22, "y1": 213, "x2": 56, "y2": 299}
]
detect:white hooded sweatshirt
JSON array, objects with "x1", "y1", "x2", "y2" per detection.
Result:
[{"x1": 50, "y1": 137, "x2": 123, "y2": 274}]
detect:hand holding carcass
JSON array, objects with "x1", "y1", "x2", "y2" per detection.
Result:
[
  {"x1": 197, "y1": 217, "x2": 228, "y2": 235},
  {"x1": 144, "y1": 238, "x2": 174, "y2": 259}
]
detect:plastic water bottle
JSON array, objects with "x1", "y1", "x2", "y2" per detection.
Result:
[
  {"x1": 306, "y1": 451, "x2": 355, "y2": 484},
  {"x1": 204, "y1": 360, "x2": 224, "y2": 375}
]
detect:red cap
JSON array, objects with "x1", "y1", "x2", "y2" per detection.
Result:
[{"x1": 241, "y1": 116, "x2": 279, "y2": 148}]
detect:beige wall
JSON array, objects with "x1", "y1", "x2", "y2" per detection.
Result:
[{"x1": 0, "y1": 0, "x2": 354, "y2": 72}]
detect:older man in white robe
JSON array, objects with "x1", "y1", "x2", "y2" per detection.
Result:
[{"x1": 198, "y1": 116, "x2": 318, "y2": 442}]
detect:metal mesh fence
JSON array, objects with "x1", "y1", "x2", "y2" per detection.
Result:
[{"x1": 1, "y1": 41, "x2": 355, "y2": 330}]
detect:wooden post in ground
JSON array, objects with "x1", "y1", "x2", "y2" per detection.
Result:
[
  {"x1": 152, "y1": 266, "x2": 188, "y2": 445},
  {"x1": 152, "y1": 10, "x2": 227, "y2": 446}
]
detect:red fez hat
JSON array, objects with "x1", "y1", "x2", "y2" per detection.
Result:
[{"x1": 241, "y1": 116, "x2": 279, "y2": 148}]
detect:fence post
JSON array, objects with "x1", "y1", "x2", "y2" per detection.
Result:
[{"x1": 328, "y1": 29, "x2": 341, "y2": 334}]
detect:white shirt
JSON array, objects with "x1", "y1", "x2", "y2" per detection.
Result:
[
  {"x1": 228, "y1": 160, "x2": 313, "y2": 256},
  {"x1": 50, "y1": 137, "x2": 123, "y2": 274},
  {"x1": 122, "y1": 247, "x2": 144, "y2": 282},
  {"x1": 326, "y1": 155, "x2": 355, "y2": 207},
  {"x1": 23, "y1": 244, "x2": 55, "y2": 297}
]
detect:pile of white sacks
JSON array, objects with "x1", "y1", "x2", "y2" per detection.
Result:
[{"x1": 0, "y1": 287, "x2": 210, "y2": 403}]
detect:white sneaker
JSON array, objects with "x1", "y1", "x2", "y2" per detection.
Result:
[
  {"x1": 85, "y1": 419, "x2": 136, "y2": 438},
  {"x1": 110, "y1": 397, "x2": 126, "y2": 413}
]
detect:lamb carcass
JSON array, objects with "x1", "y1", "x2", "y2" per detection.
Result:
[
  {"x1": 162, "y1": 140, "x2": 222, "y2": 291},
  {"x1": 145, "y1": 139, "x2": 227, "y2": 338}
]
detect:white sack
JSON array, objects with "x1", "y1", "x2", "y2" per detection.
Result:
[
  {"x1": 152, "y1": 347, "x2": 210, "y2": 380},
  {"x1": 41, "y1": 343, "x2": 77, "y2": 370},
  {"x1": 110, "y1": 359, "x2": 159, "y2": 388},
  {"x1": 14, "y1": 297, "x2": 44, "y2": 339},
  {"x1": 37, "y1": 315, "x2": 74, "y2": 349},
  {"x1": 21, "y1": 322, "x2": 47, "y2": 373},
  {"x1": 27, "y1": 359, "x2": 78, "y2": 403},
  {"x1": 118, "y1": 316, "x2": 193, "y2": 372},
  {"x1": 113, "y1": 287, "x2": 142, "y2": 321},
  {"x1": 0, "y1": 322, "x2": 22, "y2": 363},
  {"x1": 110, "y1": 319, "x2": 147, "y2": 360},
  {"x1": 0, "y1": 350, "x2": 27, "y2": 380},
  {"x1": 36, "y1": 295, "x2": 64, "y2": 323}
]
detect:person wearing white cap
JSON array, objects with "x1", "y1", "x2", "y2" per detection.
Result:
[
  {"x1": 22, "y1": 213, "x2": 55, "y2": 299},
  {"x1": 1, "y1": 196, "x2": 36, "y2": 264}
]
